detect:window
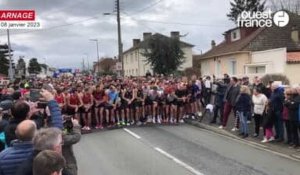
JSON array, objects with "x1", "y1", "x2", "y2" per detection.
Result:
[
  {"x1": 248, "y1": 66, "x2": 266, "y2": 74},
  {"x1": 233, "y1": 32, "x2": 237, "y2": 39},
  {"x1": 231, "y1": 29, "x2": 241, "y2": 41},
  {"x1": 229, "y1": 60, "x2": 236, "y2": 75}
]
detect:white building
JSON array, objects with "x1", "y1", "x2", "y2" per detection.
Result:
[{"x1": 123, "y1": 32, "x2": 194, "y2": 76}]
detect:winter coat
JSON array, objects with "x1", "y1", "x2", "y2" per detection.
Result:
[
  {"x1": 214, "y1": 82, "x2": 227, "y2": 107},
  {"x1": 15, "y1": 150, "x2": 72, "y2": 175},
  {"x1": 0, "y1": 141, "x2": 33, "y2": 175},
  {"x1": 62, "y1": 124, "x2": 81, "y2": 175},
  {"x1": 235, "y1": 93, "x2": 251, "y2": 113},
  {"x1": 269, "y1": 87, "x2": 285, "y2": 112},
  {"x1": 285, "y1": 95, "x2": 300, "y2": 122},
  {"x1": 223, "y1": 84, "x2": 240, "y2": 106}
]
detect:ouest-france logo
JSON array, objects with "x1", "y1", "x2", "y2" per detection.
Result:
[{"x1": 237, "y1": 10, "x2": 290, "y2": 28}]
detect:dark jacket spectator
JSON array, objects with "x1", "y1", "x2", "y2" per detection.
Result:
[
  {"x1": 0, "y1": 120, "x2": 36, "y2": 175},
  {"x1": 214, "y1": 81, "x2": 227, "y2": 107},
  {"x1": 235, "y1": 93, "x2": 252, "y2": 112},
  {"x1": 285, "y1": 94, "x2": 300, "y2": 122},
  {"x1": 223, "y1": 83, "x2": 240, "y2": 107},
  {"x1": 4, "y1": 101, "x2": 29, "y2": 146},
  {"x1": 270, "y1": 87, "x2": 285, "y2": 112},
  {"x1": 62, "y1": 120, "x2": 81, "y2": 175}
]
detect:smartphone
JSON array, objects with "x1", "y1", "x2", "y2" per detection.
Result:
[
  {"x1": 30, "y1": 89, "x2": 41, "y2": 102},
  {"x1": 37, "y1": 102, "x2": 47, "y2": 109}
]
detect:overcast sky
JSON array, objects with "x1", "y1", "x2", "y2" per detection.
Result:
[{"x1": 0, "y1": 0, "x2": 236, "y2": 69}]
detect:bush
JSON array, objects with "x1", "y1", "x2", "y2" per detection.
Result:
[{"x1": 260, "y1": 74, "x2": 290, "y2": 85}]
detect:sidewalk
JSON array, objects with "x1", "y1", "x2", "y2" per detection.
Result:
[{"x1": 184, "y1": 111, "x2": 300, "y2": 162}]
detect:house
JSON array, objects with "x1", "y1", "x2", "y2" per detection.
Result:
[
  {"x1": 123, "y1": 32, "x2": 194, "y2": 77},
  {"x1": 93, "y1": 57, "x2": 118, "y2": 73},
  {"x1": 195, "y1": 12, "x2": 300, "y2": 85}
]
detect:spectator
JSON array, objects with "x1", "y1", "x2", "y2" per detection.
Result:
[
  {"x1": 0, "y1": 120, "x2": 36, "y2": 175},
  {"x1": 219, "y1": 77, "x2": 240, "y2": 129},
  {"x1": 252, "y1": 88, "x2": 268, "y2": 137},
  {"x1": 285, "y1": 88, "x2": 300, "y2": 148},
  {"x1": 210, "y1": 79, "x2": 227, "y2": 124},
  {"x1": 62, "y1": 118, "x2": 81, "y2": 175},
  {"x1": 283, "y1": 88, "x2": 293, "y2": 145},
  {"x1": 235, "y1": 86, "x2": 252, "y2": 138},
  {"x1": 4, "y1": 101, "x2": 30, "y2": 146},
  {"x1": 270, "y1": 82, "x2": 285, "y2": 142},
  {"x1": 15, "y1": 127, "x2": 70, "y2": 175},
  {"x1": 33, "y1": 150, "x2": 66, "y2": 175},
  {"x1": 204, "y1": 76, "x2": 212, "y2": 105}
]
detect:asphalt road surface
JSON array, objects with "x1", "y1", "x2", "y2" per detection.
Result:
[{"x1": 74, "y1": 124, "x2": 300, "y2": 175}]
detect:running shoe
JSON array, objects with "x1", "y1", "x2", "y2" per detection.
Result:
[
  {"x1": 231, "y1": 127, "x2": 238, "y2": 132},
  {"x1": 261, "y1": 137, "x2": 268, "y2": 143},
  {"x1": 268, "y1": 137, "x2": 275, "y2": 142}
]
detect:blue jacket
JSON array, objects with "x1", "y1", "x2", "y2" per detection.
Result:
[
  {"x1": 0, "y1": 141, "x2": 33, "y2": 175},
  {"x1": 48, "y1": 100, "x2": 63, "y2": 129}
]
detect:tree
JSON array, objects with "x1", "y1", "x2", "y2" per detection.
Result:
[
  {"x1": 28, "y1": 58, "x2": 41, "y2": 74},
  {"x1": 16, "y1": 57, "x2": 26, "y2": 77},
  {"x1": 142, "y1": 35, "x2": 185, "y2": 75},
  {"x1": 269, "y1": 0, "x2": 300, "y2": 13},
  {"x1": 227, "y1": 0, "x2": 266, "y2": 22},
  {"x1": 0, "y1": 44, "x2": 10, "y2": 76}
]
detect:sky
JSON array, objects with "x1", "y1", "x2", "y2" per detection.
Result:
[{"x1": 0, "y1": 0, "x2": 236, "y2": 69}]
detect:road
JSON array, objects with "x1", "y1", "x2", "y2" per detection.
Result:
[{"x1": 74, "y1": 124, "x2": 300, "y2": 175}]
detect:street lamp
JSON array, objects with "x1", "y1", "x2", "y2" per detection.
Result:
[{"x1": 89, "y1": 39, "x2": 100, "y2": 73}]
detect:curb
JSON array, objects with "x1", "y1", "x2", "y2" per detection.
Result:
[{"x1": 184, "y1": 119, "x2": 300, "y2": 162}]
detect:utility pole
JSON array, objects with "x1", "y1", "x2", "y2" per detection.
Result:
[
  {"x1": 116, "y1": 0, "x2": 124, "y2": 76},
  {"x1": 7, "y1": 29, "x2": 13, "y2": 81}
]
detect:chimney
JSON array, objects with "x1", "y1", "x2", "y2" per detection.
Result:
[
  {"x1": 291, "y1": 26, "x2": 299, "y2": 43},
  {"x1": 143, "y1": 32, "x2": 152, "y2": 41},
  {"x1": 171, "y1": 31, "x2": 180, "y2": 39},
  {"x1": 133, "y1": 39, "x2": 141, "y2": 47},
  {"x1": 211, "y1": 40, "x2": 216, "y2": 48}
]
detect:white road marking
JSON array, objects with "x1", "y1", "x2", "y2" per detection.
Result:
[
  {"x1": 123, "y1": 128, "x2": 141, "y2": 139},
  {"x1": 155, "y1": 147, "x2": 205, "y2": 175},
  {"x1": 123, "y1": 128, "x2": 204, "y2": 175}
]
